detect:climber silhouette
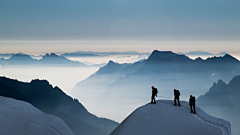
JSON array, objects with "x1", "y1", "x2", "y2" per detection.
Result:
[{"x1": 189, "y1": 95, "x2": 196, "y2": 114}]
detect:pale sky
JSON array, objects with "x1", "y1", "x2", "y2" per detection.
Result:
[{"x1": 0, "y1": 0, "x2": 239, "y2": 55}]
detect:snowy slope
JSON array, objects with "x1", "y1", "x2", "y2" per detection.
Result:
[
  {"x1": 0, "y1": 96, "x2": 74, "y2": 135},
  {"x1": 111, "y1": 100, "x2": 232, "y2": 135}
]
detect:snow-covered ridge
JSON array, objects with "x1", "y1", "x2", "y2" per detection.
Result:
[
  {"x1": 0, "y1": 96, "x2": 74, "y2": 135},
  {"x1": 173, "y1": 101, "x2": 232, "y2": 135},
  {"x1": 111, "y1": 100, "x2": 232, "y2": 135}
]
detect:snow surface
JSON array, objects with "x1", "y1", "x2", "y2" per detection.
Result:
[
  {"x1": 0, "y1": 96, "x2": 74, "y2": 135},
  {"x1": 111, "y1": 100, "x2": 232, "y2": 135}
]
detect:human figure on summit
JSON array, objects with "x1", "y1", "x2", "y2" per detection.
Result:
[
  {"x1": 174, "y1": 89, "x2": 180, "y2": 106},
  {"x1": 150, "y1": 86, "x2": 158, "y2": 104},
  {"x1": 189, "y1": 95, "x2": 196, "y2": 114}
]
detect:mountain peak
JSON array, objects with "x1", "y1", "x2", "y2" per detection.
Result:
[
  {"x1": 149, "y1": 50, "x2": 177, "y2": 59},
  {"x1": 231, "y1": 75, "x2": 240, "y2": 81},
  {"x1": 228, "y1": 75, "x2": 240, "y2": 88},
  {"x1": 96, "y1": 60, "x2": 124, "y2": 74},
  {"x1": 16, "y1": 52, "x2": 26, "y2": 55},
  {"x1": 30, "y1": 79, "x2": 50, "y2": 86},
  {"x1": 108, "y1": 60, "x2": 114, "y2": 64},
  {"x1": 12, "y1": 53, "x2": 29, "y2": 57},
  {"x1": 213, "y1": 82, "x2": 217, "y2": 86},
  {"x1": 223, "y1": 54, "x2": 239, "y2": 62},
  {"x1": 195, "y1": 57, "x2": 204, "y2": 61},
  {"x1": 147, "y1": 50, "x2": 192, "y2": 63},
  {"x1": 206, "y1": 53, "x2": 239, "y2": 63},
  {"x1": 224, "y1": 54, "x2": 231, "y2": 57},
  {"x1": 50, "y1": 53, "x2": 58, "y2": 56},
  {"x1": 9, "y1": 54, "x2": 33, "y2": 60},
  {"x1": 217, "y1": 79, "x2": 227, "y2": 85},
  {"x1": 41, "y1": 53, "x2": 68, "y2": 60},
  {"x1": 223, "y1": 54, "x2": 237, "y2": 60},
  {"x1": 44, "y1": 53, "x2": 59, "y2": 57},
  {"x1": 105, "y1": 60, "x2": 122, "y2": 67}
]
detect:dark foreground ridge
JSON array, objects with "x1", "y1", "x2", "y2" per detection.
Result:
[{"x1": 0, "y1": 76, "x2": 118, "y2": 135}]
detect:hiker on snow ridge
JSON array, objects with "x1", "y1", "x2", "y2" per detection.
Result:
[
  {"x1": 189, "y1": 95, "x2": 196, "y2": 114},
  {"x1": 174, "y1": 89, "x2": 181, "y2": 106},
  {"x1": 150, "y1": 86, "x2": 158, "y2": 104}
]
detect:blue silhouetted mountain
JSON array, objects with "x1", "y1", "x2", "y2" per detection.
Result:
[
  {"x1": 0, "y1": 76, "x2": 118, "y2": 135},
  {"x1": 39, "y1": 53, "x2": 87, "y2": 66},
  {"x1": 205, "y1": 54, "x2": 239, "y2": 64},
  {"x1": 147, "y1": 50, "x2": 192, "y2": 64},
  {"x1": 198, "y1": 75, "x2": 240, "y2": 104},
  {"x1": 61, "y1": 51, "x2": 99, "y2": 57},
  {"x1": 185, "y1": 51, "x2": 214, "y2": 55},
  {"x1": 195, "y1": 57, "x2": 204, "y2": 62},
  {"x1": 0, "y1": 53, "x2": 15, "y2": 58},
  {"x1": 177, "y1": 51, "x2": 228, "y2": 56},
  {"x1": 0, "y1": 83, "x2": 32, "y2": 103},
  {"x1": 120, "y1": 59, "x2": 147, "y2": 75},
  {"x1": 218, "y1": 51, "x2": 228, "y2": 55},
  {"x1": 96, "y1": 51, "x2": 140, "y2": 55},
  {"x1": 71, "y1": 50, "x2": 240, "y2": 122},
  {"x1": 60, "y1": 50, "x2": 146, "y2": 57},
  {"x1": 0, "y1": 53, "x2": 87, "y2": 67},
  {"x1": 9, "y1": 53, "x2": 34, "y2": 61},
  {"x1": 135, "y1": 50, "x2": 196, "y2": 74},
  {"x1": 134, "y1": 50, "x2": 240, "y2": 75},
  {"x1": 0, "y1": 53, "x2": 38, "y2": 65},
  {"x1": 95, "y1": 60, "x2": 126, "y2": 75},
  {"x1": 197, "y1": 75, "x2": 240, "y2": 135},
  {"x1": 72, "y1": 60, "x2": 130, "y2": 106}
]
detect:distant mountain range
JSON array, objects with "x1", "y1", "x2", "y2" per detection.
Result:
[
  {"x1": 0, "y1": 53, "x2": 15, "y2": 58},
  {"x1": 0, "y1": 51, "x2": 150, "y2": 58},
  {"x1": 0, "y1": 76, "x2": 118, "y2": 135},
  {"x1": 197, "y1": 75, "x2": 240, "y2": 135},
  {"x1": 177, "y1": 51, "x2": 227, "y2": 56},
  {"x1": 60, "y1": 51, "x2": 100, "y2": 57},
  {"x1": 72, "y1": 50, "x2": 240, "y2": 121},
  {"x1": 0, "y1": 51, "x2": 231, "y2": 60},
  {"x1": 0, "y1": 51, "x2": 151, "y2": 67},
  {"x1": 60, "y1": 50, "x2": 150, "y2": 57},
  {"x1": 0, "y1": 53, "x2": 87, "y2": 67}
]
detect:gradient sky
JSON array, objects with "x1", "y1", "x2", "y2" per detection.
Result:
[{"x1": 0, "y1": 0, "x2": 240, "y2": 54}]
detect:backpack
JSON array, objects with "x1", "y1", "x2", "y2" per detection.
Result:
[
  {"x1": 192, "y1": 96, "x2": 195, "y2": 102},
  {"x1": 177, "y1": 90, "x2": 180, "y2": 96},
  {"x1": 190, "y1": 96, "x2": 196, "y2": 103},
  {"x1": 154, "y1": 88, "x2": 158, "y2": 94}
]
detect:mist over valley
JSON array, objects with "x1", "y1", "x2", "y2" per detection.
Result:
[{"x1": 1, "y1": 50, "x2": 239, "y2": 135}]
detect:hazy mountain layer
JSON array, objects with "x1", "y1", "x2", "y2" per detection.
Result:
[
  {"x1": 0, "y1": 53, "x2": 87, "y2": 67},
  {"x1": 197, "y1": 75, "x2": 240, "y2": 135},
  {"x1": 72, "y1": 50, "x2": 240, "y2": 122}
]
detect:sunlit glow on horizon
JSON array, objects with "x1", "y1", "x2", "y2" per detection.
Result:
[{"x1": 0, "y1": 40, "x2": 240, "y2": 56}]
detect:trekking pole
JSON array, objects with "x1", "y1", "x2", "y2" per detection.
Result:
[{"x1": 157, "y1": 96, "x2": 172, "y2": 99}]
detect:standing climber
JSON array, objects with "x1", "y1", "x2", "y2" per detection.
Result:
[
  {"x1": 174, "y1": 89, "x2": 181, "y2": 106},
  {"x1": 189, "y1": 95, "x2": 196, "y2": 114},
  {"x1": 150, "y1": 86, "x2": 158, "y2": 104}
]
